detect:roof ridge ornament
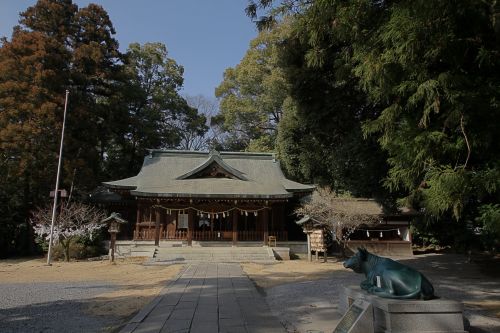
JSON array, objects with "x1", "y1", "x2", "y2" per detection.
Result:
[{"x1": 209, "y1": 149, "x2": 221, "y2": 156}]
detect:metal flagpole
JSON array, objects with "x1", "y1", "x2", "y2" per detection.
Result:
[{"x1": 46, "y1": 90, "x2": 70, "y2": 266}]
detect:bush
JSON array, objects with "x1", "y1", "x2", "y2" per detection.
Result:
[
  {"x1": 50, "y1": 242, "x2": 104, "y2": 261},
  {"x1": 476, "y1": 204, "x2": 500, "y2": 253},
  {"x1": 44, "y1": 232, "x2": 106, "y2": 261},
  {"x1": 410, "y1": 215, "x2": 477, "y2": 253}
]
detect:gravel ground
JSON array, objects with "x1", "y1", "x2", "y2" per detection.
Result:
[
  {"x1": 1, "y1": 254, "x2": 498, "y2": 332},
  {"x1": 266, "y1": 270, "x2": 357, "y2": 333},
  {"x1": 264, "y1": 254, "x2": 500, "y2": 333},
  {"x1": 0, "y1": 281, "x2": 121, "y2": 333}
]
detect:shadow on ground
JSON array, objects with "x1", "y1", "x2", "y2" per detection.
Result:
[{"x1": 259, "y1": 254, "x2": 500, "y2": 333}]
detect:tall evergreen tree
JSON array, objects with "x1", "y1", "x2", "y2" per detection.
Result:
[
  {"x1": 105, "y1": 42, "x2": 208, "y2": 177},
  {"x1": 246, "y1": 0, "x2": 500, "y2": 248},
  {"x1": 0, "y1": 1, "x2": 210, "y2": 257},
  {"x1": 216, "y1": 23, "x2": 291, "y2": 152},
  {"x1": 0, "y1": 0, "x2": 123, "y2": 256}
]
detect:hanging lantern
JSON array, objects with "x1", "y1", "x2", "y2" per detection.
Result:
[
  {"x1": 379, "y1": 231, "x2": 383, "y2": 237},
  {"x1": 254, "y1": 211, "x2": 258, "y2": 217},
  {"x1": 208, "y1": 213, "x2": 211, "y2": 219},
  {"x1": 216, "y1": 214, "x2": 218, "y2": 218},
  {"x1": 222, "y1": 212, "x2": 226, "y2": 218},
  {"x1": 245, "y1": 211, "x2": 248, "y2": 216},
  {"x1": 397, "y1": 229, "x2": 401, "y2": 236},
  {"x1": 366, "y1": 231, "x2": 370, "y2": 237}
]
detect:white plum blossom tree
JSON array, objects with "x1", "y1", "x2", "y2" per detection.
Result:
[{"x1": 31, "y1": 202, "x2": 106, "y2": 261}]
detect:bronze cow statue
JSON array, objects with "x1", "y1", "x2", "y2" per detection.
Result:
[{"x1": 343, "y1": 248, "x2": 435, "y2": 300}]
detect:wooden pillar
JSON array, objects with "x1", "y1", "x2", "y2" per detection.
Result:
[
  {"x1": 154, "y1": 208, "x2": 161, "y2": 246},
  {"x1": 232, "y1": 210, "x2": 238, "y2": 246},
  {"x1": 135, "y1": 203, "x2": 141, "y2": 240},
  {"x1": 263, "y1": 208, "x2": 269, "y2": 246},
  {"x1": 109, "y1": 232, "x2": 116, "y2": 263},
  {"x1": 187, "y1": 208, "x2": 194, "y2": 246},
  {"x1": 276, "y1": 204, "x2": 285, "y2": 239},
  {"x1": 306, "y1": 232, "x2": 312, "y2": 261},
  {"x1": 270, "y1": 205, "x2": 274, "y2": 232}
]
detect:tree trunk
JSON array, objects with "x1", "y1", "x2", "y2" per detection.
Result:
[
  {"x1": 61, "y1": 239, "x2": 71, "y2": 262},
  {"x1": 339, "y1": 240, "x2": 347, "y2": 258}
]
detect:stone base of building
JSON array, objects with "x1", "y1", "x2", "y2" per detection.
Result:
[{"x1": 340, "y1": 286, "x2": 467, "y2": 333}]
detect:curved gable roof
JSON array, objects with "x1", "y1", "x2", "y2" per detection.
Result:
[
  {"x1": 104, "y1": 150, "x2": 314, "y2": 199},
  {"x1": 176, "y1": 151, "x2": 247, "y2": 181}
]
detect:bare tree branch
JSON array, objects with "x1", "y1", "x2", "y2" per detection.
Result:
[{"x1": 295, "y1": 187, "x2": 380, "y2": 249}]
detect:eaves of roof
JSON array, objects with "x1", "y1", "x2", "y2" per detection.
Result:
[{"x1": 130, "y1": 190, "x2": 292, "y2": 199}]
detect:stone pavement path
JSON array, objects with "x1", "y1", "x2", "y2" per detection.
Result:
[{"x1": 120, "y1": 263, "x2": 286, "y2": 333}]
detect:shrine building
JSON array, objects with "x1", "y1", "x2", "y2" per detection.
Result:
[{"x1": 102, "y1": 149, "x2": 315, "y2": 246}]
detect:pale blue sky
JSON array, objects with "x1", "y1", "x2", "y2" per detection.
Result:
[{"x1": 0, "y1": 0, "x2": 258, "y2": 98}]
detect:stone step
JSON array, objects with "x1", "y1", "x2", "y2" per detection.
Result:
[
  {"x1": 152, "y1": 246, "x2": 275, "y2": 263},
  {"x1": 130, "y1": 250, "x2": 156, "y2": 257},
  {"x1": 148, "y1": 259, "x2": 276, "y2": 265},
  {"x1": 155, "y1": 254, "x2": 273, "y2": 258},
  {"x1": 113, "y1": 243, "x2": 279, "y2": 262}
]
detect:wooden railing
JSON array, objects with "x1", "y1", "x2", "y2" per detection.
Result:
[
  {"x1": 133, "y1": 229, "x2": 288, "y2": 241},
  {"x1": 192, "y1": 231, "x2": 230, "y2": 241},
  {"x1": 133, "y1": 229, "x2": 156, "y2": 240},
  {"x1": 134, "y1": 229, "x2": 187, "y2": 240},
  {"x1": 163, "y1": 230, "x2": 188, "y2": 240},
  {"x1": 238, "y1": 231, "x2": 288, "y2": 241}
]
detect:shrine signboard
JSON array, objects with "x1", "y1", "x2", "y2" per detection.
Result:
[{"x1": 333, "y1": 299, "x2": 373, "y2": 333}]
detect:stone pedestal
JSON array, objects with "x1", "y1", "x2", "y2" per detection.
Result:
[
  {"x1": 340, "y1": 286, "x2": 467, "y2": 333},
  {"x1": 272, "y1": 247, "x2": 290, "y2": 260}
]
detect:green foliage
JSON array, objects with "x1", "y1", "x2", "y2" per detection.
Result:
[
  {"x1": 0, "y1": 1, "x2": 207, "y2": 256},
  {"x1": 106, "y1": 42, "x2": 207, "y2": 176},
  {"x1": 219, "y1": 6, "x2": 391, "y2": 199},
  {"x1": 35, "y1": 231, "x2": 105, "y2": 261},
  {"x1": 50, "y1": 241, "x2": 103, "y2": 261},
  {"x1": 276, "y1": 8, "x2": 391, "y2": 199},
  {"x1": 355, "y1": 1, "x2": 500, "y2": 214},
  {"x1": 476, "y1": 204, "x2": 500, "y2": 252},
  {"x1": 410, "y1": 216, "x2": 475, "y2": 252},
  {"x1": 0, "y1": 0, "x2": 122, "y2": 256},
  {"x1": 421, "y1": 167, "x2": 471, "y2": 220},
  {"x1": 243, "y1": 0, "x2": 500, "y2": 249},
  {"x1": 215, "y1": 22, "x2": 292, "y2": 151}
]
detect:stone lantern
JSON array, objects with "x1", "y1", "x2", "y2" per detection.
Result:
[{"x1": 102, "y1": 212, "x2": 127, "y2": 263}]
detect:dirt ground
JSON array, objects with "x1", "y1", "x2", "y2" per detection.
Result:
[
  {"x1": 0, "y1": 257, "x2": 182, "y2": 319},
  {"x1": 242, "y1": 257, "x2": 346, "y2": 289},
  {"x1": 243, "y1": 254, "x2": 500, "y2": 318},
  {"x1": 1, "y1": 254, "x2": 498, "y2": 332},
  {"x1": 242, "y1": 254, "x2": 500, "y2": 333}
]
